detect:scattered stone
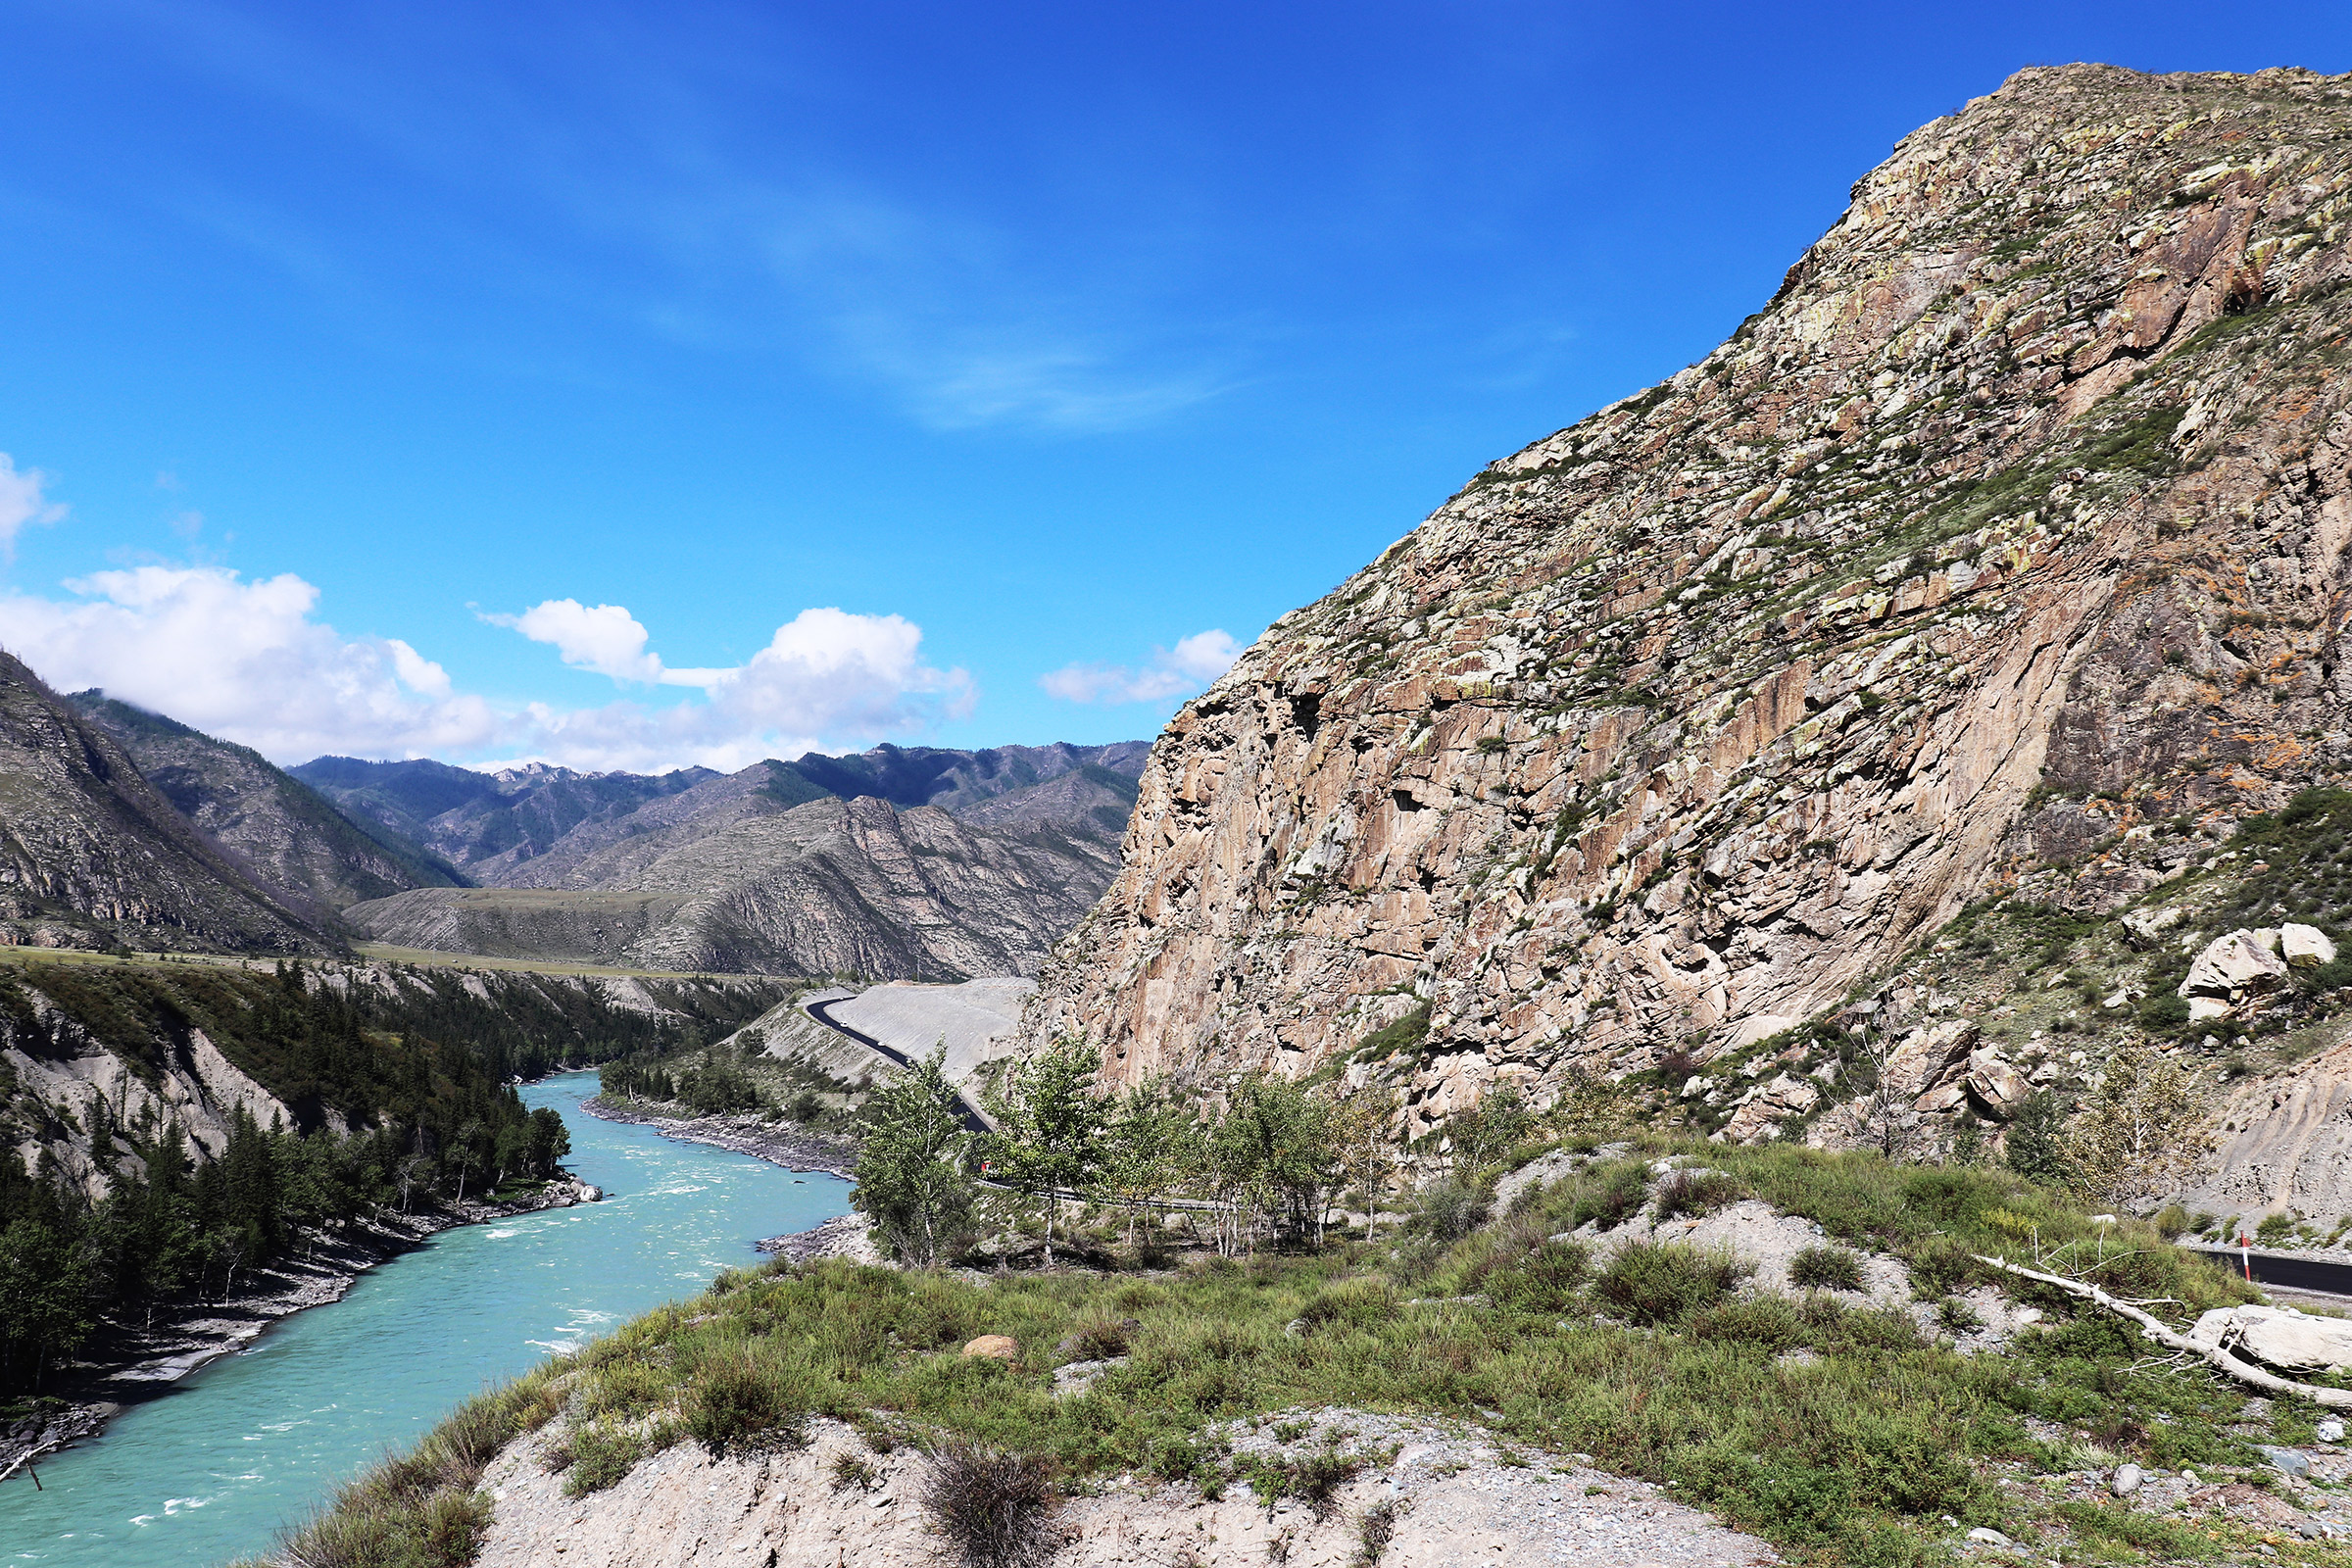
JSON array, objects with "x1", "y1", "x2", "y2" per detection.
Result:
[
  {"x1": 2110, "y1": 1463, "x2": 2143, "y2": 1496},
  {"x1": 2318, "y1": 1418, "x2": 2345, "y2": 1444},
  {"x1": 960, "y1": 1334, "x2": 1019, "y2": 1360},
  {"x1": 2262, "y1": 1445, "x2": 2312, "y2": 1478},
  {"x1": 1966, "y1": 1525, "x2": 2013, "y2": 1545}
]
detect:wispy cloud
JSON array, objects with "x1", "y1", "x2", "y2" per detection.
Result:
[
  {"x1": 1041, "y1": 628, "x2": 1240, "y2": 705},
  {"x1": 107, "y1": 6, "x2": 1239, "y2": 435},
  {"x1": 0, "y1": 454, "x2": 67, "y2": 558}
]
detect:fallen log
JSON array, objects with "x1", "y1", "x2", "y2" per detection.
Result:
[{"x1": 1975, "y1": 1252, "x2": 2352, "y2": 1407}]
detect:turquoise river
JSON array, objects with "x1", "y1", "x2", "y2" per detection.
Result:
[{"x1": 2, "y1": 1071, "x2": 854, "y2": 1566}]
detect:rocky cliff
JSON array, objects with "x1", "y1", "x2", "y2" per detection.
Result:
[
  {"x1": 0, "y1": 652, "x2": 326, "y2": 954},
  {"x1": 68, "y1": 691, "x2": 458, "y2": 913},
  {"x1": 1022, "y1": 65, "x2": 2352, "y2": 1136}
]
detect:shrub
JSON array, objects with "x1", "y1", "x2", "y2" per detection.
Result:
[
  {"x1": 2258, "y1": 1210, "x2": 2296, "y2": 1246},
  {"x1": 1688, "y1": 1296, "x2": 1806, "y2": 1350},
  {"x1": 1240, "y1": 1450, "x2": 1365, "y2": 1520},
  {"x1": 1486, "y1": 1241, "x2": 1590, "y2": 1312},
  {"x1": 1355, "y1": 1497, "x2": 1402, "y2": 1565},
  {"x1": 1410, "y1": 1180, "x2": 1491, "y2": 1242},
  {"x1": 685, "y1": 1355, "x2": 803, "y2": 1457},
  {"x1": 919, "y1": 1441, "x2": 1061, "y2": 1568},
  {"x1": 1936, "y1": 1296, "x2": 1984, "y2": 1334},
  {"x1": 830, "y1": 1451, "x2": 880, "y2": 1493},
  {"x1": 1298, "y1": 1279, "x2": 1399, "y2": 1334},
  {"x1": 563, "y1": 1425, "x2": 643, "y2": 1496},
  {"x1": 1907, "y1": 1235, "x2": 1982, "y2": 1298},
  {"x1": 1654, "y1": 1168, "x2": 1741, "y2": 1220},
  {"x1": 2154, "y1": 1203, "x2": 2190, "y2": 1240},
  {"x1": 1065, "y1": 1319, "x2": 1132, "y2": 1360},
  {"x1": 1592, "y1": 1242, "x2": 1750, "y2": 1326},
  {"x1": 1788, "y1": 1245, "x2": 1865, "y2": 1293},
  {"x1": 1567, "y1": 1162, "x2": 1650, "y2": 1230}
]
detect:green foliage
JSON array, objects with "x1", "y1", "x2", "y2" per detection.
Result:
[
  {"x1": 855, "y1": 1047, "x2": 976, "y2": 1267},
  {"x1": 2003, "y1": 1094, "x2": 2075, "y2": 1187},
  {"x1": 984, "y1": 1037, "x2": 1107, "y2": 1261},
  {"x1": 1653, "y1": 1168, "x2": 1741, "y2": 1220},
  {"x1": 1407, "y1": 1179, "x2": 1490, "y2": 1241},
  {"x1": 1788, "y1": 1245, "x2": 1865, "y2": 1293},
  {"x1": 1592, "y1": 1241, "x2": 1751, "y2": 1326},
  {"x1": 0, "y1": 963, "x2": 591, "y2": 1395}
]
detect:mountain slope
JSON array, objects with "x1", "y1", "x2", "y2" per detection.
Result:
[
  {"x1": 68, "y1": 692, "x2": 459, "y2": 912},
  {"x1": 0, "y1": 653, "x2": 325, "y2": 954},
  {"x1": 1018, "y1": 64, "x2": 2352, "y2": 1134},
  {"x1": 346, "y1": 794, "x2": 1116, "y2": 979}
]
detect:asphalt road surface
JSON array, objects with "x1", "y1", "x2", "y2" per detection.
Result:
[{"x1": 2187, "y1": 1246, "x2": 2352, "y2": 1297}]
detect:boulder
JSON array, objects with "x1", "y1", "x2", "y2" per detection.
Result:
[
  {"x1": 1963, "y1": 1050, "x2": 2031, "y2": 1119},
  {"x1": 2187, "y1": 1305, "x2": 2352, "y2": 1375},
  {"x1": 2179, "y1": 930, "x2": 2291, "y2": 1006},
  {"x1": 2282, "y1": 923, "x2": 2339, "y2": 969},
  {"x1": 2110, "y1": 1463, "x2": 2142, "y2": 1496},
  {"x1": 959, "y1": 1335, "x2": 1019, "y2": 1360},
  {"x1": 2119, "y1": 905, "x2": 2185, "y2": 950}
]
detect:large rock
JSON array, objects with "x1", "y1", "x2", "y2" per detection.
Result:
[
  {"x1": 1016, "y1": 66, "x2": 2352, "y2": 1136},
  {"x1": 2179, "y1": 930, "x2": 2292, "y2": 1011},
  {"x1": 2188, "y1": 1305, "x2": 2352, "y2": 1375},
  {"x1": 1963, "y1": 1050, "x2": 2032, "y2": 1120},
  {"x1": 2282, "y1": 923, "x2": 2339, "y2": 970}
]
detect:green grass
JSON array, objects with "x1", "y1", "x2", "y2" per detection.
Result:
[{"x1": 275, "y1": 1138, "x2": 2292, "y2": 1568}]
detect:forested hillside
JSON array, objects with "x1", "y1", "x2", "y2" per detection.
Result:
[{"x1": 0, "y1": 958, "x2": 788, "y2": 1396}]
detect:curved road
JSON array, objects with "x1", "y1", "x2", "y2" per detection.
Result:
[{"x1": 803, "y1": 996, "x2": 993, "y2": 1135}]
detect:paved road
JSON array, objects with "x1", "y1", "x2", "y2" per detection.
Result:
[
  {"x1": 803, "y1": 996, "x2": 993, "y2": 1135},
  {"x1": 2186, "y1": 1245, "x2": 2352, "y2": 1297}
]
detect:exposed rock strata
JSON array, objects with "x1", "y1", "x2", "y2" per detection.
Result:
[
  {"x1": 67, "y1": 691, "x2": 455, "y2": 913},
  {"x1": 1023, "y1": 65, "x2": 2352, "y2": 1136}
]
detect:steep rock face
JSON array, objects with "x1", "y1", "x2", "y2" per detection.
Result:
[
  {"x1": 0, "y1": 652, "x2": 323, "y2": 954},
  {"x1": 68, "y1": 692, "x2": 455, "y2": 913},
  {"x1": 1024, "y1": 65, "x2": 2352, "y2": 1131}
]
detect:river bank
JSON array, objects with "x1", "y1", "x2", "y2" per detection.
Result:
[
  {"x1": 578, "y1": 1095, "x2": 857, "y2": 1178},
  {"x1": 0, "y1": 1175, "x2": 602, "y2": 1486}
]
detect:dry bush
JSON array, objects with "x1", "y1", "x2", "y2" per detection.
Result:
[{"x1": 919, "y1": 1440, "x2": 1062, "y2": 1568}]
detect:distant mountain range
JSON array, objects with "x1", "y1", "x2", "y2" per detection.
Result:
[{"x1": 0, "y1": 650, "x2": 1146, "y2": 978}]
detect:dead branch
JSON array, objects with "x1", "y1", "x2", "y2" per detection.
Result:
[{"x1": 1975, "y1": 1252, "x2": 2352, "y2": 1408}]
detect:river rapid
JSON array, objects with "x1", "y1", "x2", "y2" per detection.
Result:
[{"x1": 3, "y1": 1071, "x2": 853, "y2": 1566}]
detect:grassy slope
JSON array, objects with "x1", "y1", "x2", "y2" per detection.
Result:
[{"x1": 268, "y1": 1135, "x2": 2324, "y2": 1568}]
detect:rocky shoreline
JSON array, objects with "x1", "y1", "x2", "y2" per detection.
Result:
[
  {"x1": 0, "y1": 1175, "x2": 602, "y2": 1485},
  {"x1": 578, "y1": 1096, "x2": 857, "y2": 1179}
]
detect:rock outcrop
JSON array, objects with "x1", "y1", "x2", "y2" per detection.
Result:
[
  {"x1": 0, "y1": 651, "x2": 326, "y2": 954},
  {"x1": 1022, "y1": 65, "x2": 2352, "y2": 1134}
]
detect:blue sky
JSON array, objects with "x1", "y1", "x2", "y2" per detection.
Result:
[{"x1": 1, "y1": 2, "x2": 2347, "y2": 771}]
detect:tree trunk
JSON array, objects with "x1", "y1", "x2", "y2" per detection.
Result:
[{"x1": 1974, "y1": 1253, "x2": 2352, "y2": 1407}]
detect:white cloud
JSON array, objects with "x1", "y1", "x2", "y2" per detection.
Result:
[
  {"x1": 0, "y1": 454, "x2": 67, "y2": 556},
  {"x1": 0, "y1": 565, "x2": 499, "y2": 760},
  {"x1": 0, "y1": 565, "x2": 974, "y2": 772},
  {"x1": 486, "y1": 599, "x2": 664, "y2": 683},
  {"x1": 1040, "y1": 627, "x2": 1241, "y2": 705}
]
